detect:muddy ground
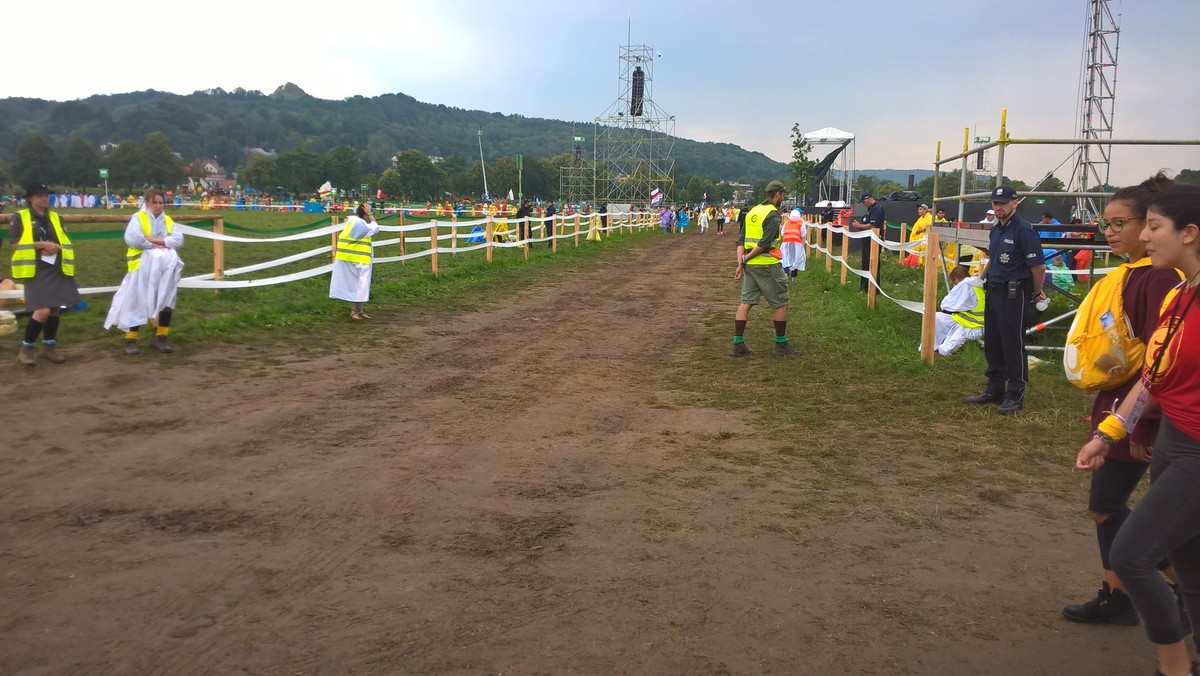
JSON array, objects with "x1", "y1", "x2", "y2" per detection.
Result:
[{"x1": 1, "y1": 233, "x2": 1157, "y2": 674}]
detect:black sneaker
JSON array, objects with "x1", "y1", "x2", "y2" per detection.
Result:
[
  {"x1": 997, "y1": 397, "x2": 1025, "y2": 415},
  {"x1": 730, "y1": 343, "x2": 752, "y2": 357},
  {"x1": 1063, "y1": 583, "x2": 1139, "y2": 626},
  {"x1": 965, "y1": 391, "x2": 1003, "y2": 405},
  {"x1": 773, "y1": 342, "x2": 799, "y2": 357}
]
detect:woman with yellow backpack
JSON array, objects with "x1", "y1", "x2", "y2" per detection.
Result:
[{"x1": 1062, "y1": 173, "x2": 1185, "y2": 630}]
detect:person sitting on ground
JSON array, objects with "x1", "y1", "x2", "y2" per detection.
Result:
[{"x1": 920, "y1": 265, "x2": 985, "y2": 356}]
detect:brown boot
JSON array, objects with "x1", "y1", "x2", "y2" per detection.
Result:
[
  {"x1": 40, "y1": 344, "x2": 66, "y2": 364},
  {"x1": 18, "y1": 344, "x2": 36, "y2": 367},
  {"x1": 153, "y1": 335, "x2": 173, "y2": 354}
]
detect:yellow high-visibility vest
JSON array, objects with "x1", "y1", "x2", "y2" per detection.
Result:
[
  {"x1": 12, "y1": 209, "x2": 74, "y2": 279},
  {"x1": 742, "y1": 203, "x2": 782, "y2": 266},
  {"x1": 126, "y1": 212, "x2": 175, "y2": 272},
  {"x1": 951, "y1": 285, "x2": 986, "y2": 329},
  {"x1": 335, "y1": 220, "x2": 373, "y2": 265}
]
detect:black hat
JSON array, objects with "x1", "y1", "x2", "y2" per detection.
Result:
[
  {"x1": 859, "y1": 192, "x2": 873, "y2": 203},
  {"x1": 24, "y1": 182, "x2": 50, "y2": 198},
  {"x1": 765, "y1": 179, "x2": 787, "y2": 193},
  {"x1": 990, "y1": 185, "x2": 1018, "y2": 203}
]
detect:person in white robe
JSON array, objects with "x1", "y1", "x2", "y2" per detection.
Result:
[
  {"x1": 920, "y1": 265, "x2": 986, "y2": 356},
  {"x1": 329, "y1": 202, "x2": 380, "y2": 320},
  {"x1": 103, "y1": 188, "x2": 184, "y2": 354}
]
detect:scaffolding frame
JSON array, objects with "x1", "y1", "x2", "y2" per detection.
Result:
[
  {"x1": 802, "y1": 127, "x2": 855, "y2": 205},
  {"x1": 1072, "y1": 0, "x2": 1121, "y2": 222},
  {"x1": 593, "y1": 43, "x2": 675, "y2": 205},
  {"x1": 558, "y1": 135, "x2": 594, "y2": 207}
]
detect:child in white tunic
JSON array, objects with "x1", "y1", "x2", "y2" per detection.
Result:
[
  {"x1": 329, "y1": 203, "x2": 380, "y2": 319},
  {"x1": 103, "y1": 189, "x2": 184, "y2": 354}
]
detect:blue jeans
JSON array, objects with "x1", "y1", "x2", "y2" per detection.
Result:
[{"x1": 1111, "y1": 417, "x2": 1200, "y2": 645}]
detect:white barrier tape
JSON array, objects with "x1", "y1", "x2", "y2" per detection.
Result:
[{"x1": 178, "y1": 222, "x2": 342, "y2": 243}]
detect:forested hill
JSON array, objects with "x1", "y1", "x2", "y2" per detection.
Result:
[{"x1": 0, "y1": 83, "x2": 787, "y2": 180}]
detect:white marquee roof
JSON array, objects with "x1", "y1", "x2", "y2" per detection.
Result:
[{"x1": 803, "y1": 127, "x2": 855, "y2": 143}]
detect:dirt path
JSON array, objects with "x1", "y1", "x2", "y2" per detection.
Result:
[{"x1": 1, "y1": 234, "x2": 1151, "y2": 674}]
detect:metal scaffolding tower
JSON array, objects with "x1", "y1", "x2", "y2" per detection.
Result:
[
  {"x1": 558, "y1": 134, "x2": 594, "y2": 207},
  {"x1": 1072, "y1": 0, "x2": 1121, "y2": 221},
  {"x1": 593, "y1": 42, "x2": 675, "y2": 205}
]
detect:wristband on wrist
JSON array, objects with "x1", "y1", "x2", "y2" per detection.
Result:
[{"x1": 1096, "y1": 414, "x2": 1128, "y2": 442}]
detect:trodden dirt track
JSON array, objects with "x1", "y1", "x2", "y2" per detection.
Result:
[{"x1": 1, "y1": 233, "x2": 1155, "y2": 674}]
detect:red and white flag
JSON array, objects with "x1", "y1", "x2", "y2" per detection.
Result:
[{"x1": 650, "y1": 188, "x2": 663, "y2": 206}]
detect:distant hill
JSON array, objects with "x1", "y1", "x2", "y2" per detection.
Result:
[
  {"x1": 0, "y1": 84, "x2": 788, "y2": 182},
  {"x1": 845, "y1": 169, "x2": 935, "y2": 186}
]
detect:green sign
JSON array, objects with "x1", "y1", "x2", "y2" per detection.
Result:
[
  {"x1": 1035, "y1": 198, "x2": 1046, "y2": 204},
  {"x1": 98, "y1": 168, "x2": 109, "y2": 179},
  {"x1": 975, "y1": 136, "x2": 992, "y2": 143},
  {"x1": 573, "y1": 136, "x2": 585, "y2": 143},
  {"x1": 360, "y1": 183, "x2": 369, "y2": 193}
]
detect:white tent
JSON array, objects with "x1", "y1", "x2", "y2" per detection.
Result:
[{"x1": 802, "y1": 127, "x2": 856, "y2": 205}]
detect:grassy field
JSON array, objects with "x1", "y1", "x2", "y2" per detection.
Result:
[{"x1": 19, "y1": 208, "x2": 650, "y2": 348}]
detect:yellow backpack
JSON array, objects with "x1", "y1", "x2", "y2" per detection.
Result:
[{"x1": 1063, "y1": 258, "x2": 1181, "y2": 390}]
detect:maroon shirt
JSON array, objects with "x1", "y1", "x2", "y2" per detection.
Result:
[{"x1": 1089, "y1": 265, "x2": 1183, "y2": 462}]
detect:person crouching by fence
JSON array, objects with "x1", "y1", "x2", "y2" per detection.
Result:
[
  {"x1": 104, "y1": 188, "x2": 184, "y2": 354},
  {"x1": 330, "y1": 202, "x2": 379, "y2": 320},
  {"x1": 9, "y1": 182, "x2": 80, "y2": 366}
]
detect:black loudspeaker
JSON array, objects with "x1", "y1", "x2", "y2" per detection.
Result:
[{"x1": 631, "y1": 67, "x2": 645, "y2": 117}]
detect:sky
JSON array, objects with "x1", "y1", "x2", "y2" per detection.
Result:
[{"x1": 9, "y1": 0, "x2": 1200, "y2": 187}]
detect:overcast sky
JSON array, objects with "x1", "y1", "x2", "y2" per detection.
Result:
[{"x1": 10, "y1": 0, "x2": 1199, "y2": 186}]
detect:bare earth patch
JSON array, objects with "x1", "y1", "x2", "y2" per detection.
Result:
[{"x1": 0, "y1": 234, "x2": 1152, "y2": 674}]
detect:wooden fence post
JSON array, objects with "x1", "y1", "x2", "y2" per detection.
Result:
[
  {"x1": 213, "y1": 215, "x2": 225, "y2": 294},
  {"x1": 430, "y1": 220, "x2": 439, "y2": 276},
  {"x1": 825, "y1": 227, "x2": 834, "y2": 273},
  {"x1": 485, "y1": 217, "x2": 494, "y2": 264},
  {"x1": 451, "y1": 215, "x2": 458, "y2": 256},
  {"x1": 330, "y1": 215, "x2": 338, "y2": 261},
  {"x1": 574, "y1": 214, "x2": 580, "y2": 247},
  {"x1": 840, "y1": 229, "x2": 850, "y2": 285},
  {"x1": 920, "y1": 232, "x2": 941, "y2": 366},
  {"x1": 399, "y1": 211, "x2": 407, "y2": 265},
  {"x1": 899, "y1": 222, "x2": 908, "y2": 263},
  {"x1": 551, "y1": 216, "x2": 558, "y2": 253},
  {"x1": 868, "y1": 235, "x2": 880, "y2": 309}
]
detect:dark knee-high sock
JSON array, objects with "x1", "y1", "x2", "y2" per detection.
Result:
[
  {"x1": 41, "y1": 315, "x2": 60, "y2": 344},
  {"x1": 734, "y1": 320, "x2": 747, "y2": 343},
  {"x1": 23, "y1": 318, "x2": 44, "y2": 345},
  {"x1": 774, "y1": 320, "x2": 788, "y2": 342},
  {"x1": 157, "y1": 309, "x2": 172, "y2": 327}
]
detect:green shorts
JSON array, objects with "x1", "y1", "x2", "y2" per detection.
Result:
[{"x1": 740, "y1": 264, "x2": 789, "y2": 308}]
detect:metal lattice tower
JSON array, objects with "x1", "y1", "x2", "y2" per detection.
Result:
[
  {"x1": 593, "y1": 42, "x2": 675, "y2": 205},
  {"x1": 558, "y1": 133, "x2": 594, "y2": 207},
  {"x1": 1073, "y1": 0, "x2": 1121, "y2": 221}
]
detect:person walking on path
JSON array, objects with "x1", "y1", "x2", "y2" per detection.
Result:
[
  {"x1": 9, "y1": 182, "x2": 80, "y2": 366},
  {"x1": 104, "y1": 188, "x2": 185, "y2": 354},
  {"x1": 731, "y1": 180, "x2": 796, "y2": 357},
  {"x1": 329, "y1": 203, "x2": 380, "y2": 320},
  {"x1": 1062, "y1": 174, "x2": 1185, "y2": 629},
  {"x1": 965, "y1": 186, "x2": 1046, "y2": 414},
  {"x1": 1075, "y1": 183, "x2": 1200, "y2": 676}
]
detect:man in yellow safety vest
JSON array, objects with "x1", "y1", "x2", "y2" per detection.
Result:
[{"x1": 731, "y1": 180, "x2": 796, "y2": 357}]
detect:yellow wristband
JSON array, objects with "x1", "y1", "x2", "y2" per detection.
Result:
[{"x1": 1097, "y1": 414, "x2": 1128, "y2": 442}]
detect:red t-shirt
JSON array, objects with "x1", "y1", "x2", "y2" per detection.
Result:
[
  {"x1": 1144, "y1": 285, "x2": 1200, "y2": 442},
  {"x1": 1091, "y1": 266, "x2": 1182, "y2": 460}
]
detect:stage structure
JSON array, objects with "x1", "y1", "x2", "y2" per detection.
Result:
[
  {"x1": 594, "y1": 42, "x2": 675, "y2": 205},
  {"x1": 558, "y1": 133, "x2": 594, "y2": 207},
  {"x1": 803, "y1": 127, "x2": 855, "y2": 205},
  {"x1": 1071, "y1": 0, "x2": 1120, "y2": 221}
]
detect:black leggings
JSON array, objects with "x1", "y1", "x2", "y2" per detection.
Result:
[{"x1": 1111, "y1": 418, "x2": 1200, "y2": 645}]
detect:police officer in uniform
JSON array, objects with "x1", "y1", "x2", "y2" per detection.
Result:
[
  {"x1": 850, "y1": 192, "x2": 885, "y2": 291},
  {"x1": 966, "y1": 185, "x2": 1046, "y2": 414}
]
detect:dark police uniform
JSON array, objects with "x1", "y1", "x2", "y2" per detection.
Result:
[
  {"x1": 981, "y1": 209, "x2": 1043, "y2": 400},
  {"x1": 859, "y1": 200, "x2": 885, "y2": 291}
]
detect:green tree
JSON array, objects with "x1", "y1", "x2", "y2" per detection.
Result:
[
  {"x1": 490, "y1": 157, "x2": 519, "y2": 200},
  {"x1": 107, "y1": 139, "x2": 147, "y2": 192},
  {"x1": 61, "y1": 136, "x2": 101, "y2": 189},
  {"x1": 1177, "y1": 169, "x2": 1200, "y2": 185},
  {"x1": 276, "y1": 148, "x2": 323, "y2": 195},
  {"x1": 240, "y1": 154, "x2": 278, "y2": 190},
  {"x1": 142, "y1": 132, "x2": 186, "y2": 188},
  {"x1": 12, "y1": 133, "x2": 59, "y2": 187},
  {"x1": 787, "y1": 123, "x2": 817, "y2": 204},
  {"x1": 394, "y1": 149, "x2": 446, "y2": 200},
  {"x1": 1031, "y1": 173, "x2": 1066, "y2": 193},
  {"x1": 321, "y1": 146, "x2": 362, "y2": 193},
  {"x1": 378, "y1": 168, "x2": 404, "y2": 199}
]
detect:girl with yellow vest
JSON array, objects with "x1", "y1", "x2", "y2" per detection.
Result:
[
  {"x1": 103, "y1": 188, "x2": 185, "y2": 354},
  {"x1": 329, "y1": 203, "x2": 379, "y2": 319},
  {"x1": 8, "y1": 183, "x2": 80, "y2": 366}
]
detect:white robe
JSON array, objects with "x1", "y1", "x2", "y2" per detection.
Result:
[
  {"x1": 104, "y1": 209, "x2": 185, "y2": 331},
  {"x1": 328, "y1": 216, "x2": 380, "y2": 302},
  {"x1": 926, "y1": 277, "x2": 985, "y2": 356}
]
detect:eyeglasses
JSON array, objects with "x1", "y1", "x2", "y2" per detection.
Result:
[{"x1": 1097, "y1": 216, "x2": 1144, "y2": 233}]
